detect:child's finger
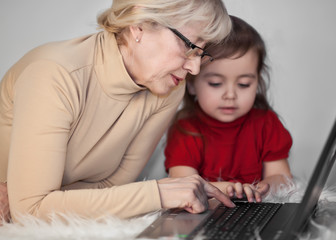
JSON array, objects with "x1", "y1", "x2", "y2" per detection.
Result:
[
  {"x1": 254, "y1": 190, "x2": 262, "y2": 202},
  {"x1": 234, "y1": 182, "x2": 244, "y2": 198},
  {"x1": 226, "y1": 185, "x2": 235, "y2": 197},
  {"x1": 243, "y1": 185, "x2": 255, "y2": 202},
  {"x1": 256, "y1": 182, "x2": 270, "y2": 195}
]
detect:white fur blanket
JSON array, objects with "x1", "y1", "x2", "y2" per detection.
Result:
[{"x1": 1, "y1": 179, "x2": 336, "y2": 240}]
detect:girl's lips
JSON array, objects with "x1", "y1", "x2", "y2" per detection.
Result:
[{"x1": 220, "y1": 107, "x2": 237, "y2": 114}]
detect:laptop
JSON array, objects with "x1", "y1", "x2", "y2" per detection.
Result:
[{"x1": 137, "y1": 117, "x2": 336, "y2": 240}]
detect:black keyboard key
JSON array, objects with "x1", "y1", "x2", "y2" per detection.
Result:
[{"x1": 190, "y1": 202, "x2": 282, "y2": 240}]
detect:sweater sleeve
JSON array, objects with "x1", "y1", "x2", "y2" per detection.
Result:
[
  {"x1": 164, "y1": 120, "x2": 203, "y2": 172},
  {"x1": 7, "y1": 60, "x2": 184, "y2": 222},
  {"x1": 261, "y1": 111, "x2": 293, "y2": 162}
]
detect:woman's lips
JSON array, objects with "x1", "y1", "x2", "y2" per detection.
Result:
[{"x1": 171, "y1": 75, "x2": 183, "y2": 86}]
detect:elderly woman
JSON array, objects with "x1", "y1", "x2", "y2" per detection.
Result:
[{"x1": 0, "y1": 0, "x2": 233, "y2": 223}]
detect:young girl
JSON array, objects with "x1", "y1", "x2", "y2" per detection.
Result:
[{"x1": 164, "y1": 15, "x2": 293, "y2": 203}]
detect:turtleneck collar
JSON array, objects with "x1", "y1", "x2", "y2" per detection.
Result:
[{"x1": 94, "y1": 31, "x2": 146, "y2": 101}]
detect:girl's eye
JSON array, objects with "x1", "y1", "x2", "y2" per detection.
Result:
[
  {"x1": 238, "y1": 83, "x2": 250, "y2": 88},
  {"x1": 208, "y1": 82, "x2": 221, "y2": 87}
]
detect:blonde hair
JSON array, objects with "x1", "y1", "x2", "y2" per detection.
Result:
[{"x1": 97, "y1": 0, "x2": 231, "y2": 44}]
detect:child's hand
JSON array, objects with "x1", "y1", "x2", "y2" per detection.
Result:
[
  {"x1": 226, "y1": 182, "x2": 269, "y2": 203},
  {"x1": 255, "y1": 181, "x2": 270, "y2": 196}
]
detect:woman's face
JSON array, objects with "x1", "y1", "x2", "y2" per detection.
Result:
[{"x1": 128, "y1": 24, "x2": 207, "y2": 96}]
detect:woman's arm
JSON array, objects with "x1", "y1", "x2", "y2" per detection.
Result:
[
  {"x1": 0, "y1": 182, "x2": 9, "y2": 224},
  {"x1": 8, "y1": 61, "x2": 231, "y2": 221},
  {"x1": 60, "y1": 179, "x2": 113, "y2": 190},
  {"x1": 7, "y1": 62, "x2": 163, "y2": 221}
]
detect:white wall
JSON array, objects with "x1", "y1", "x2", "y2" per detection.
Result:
[
  {"x1": 1, "y1": 1, "x2": 336, "y2": 184},
  {"x1": 223, "y1": 0, "x2": 336, "y2": 185},
  {"x1": 0, "y1": 0, "x2": 111, "y2": 73}
]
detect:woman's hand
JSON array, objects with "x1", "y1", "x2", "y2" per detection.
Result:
[
  {"x1": 211, "y1": 181, "x2": 269, "y2": 203},
  {"x1": 157, "y1": 174, "x2": 235, "y2": 214},
  {"x1": 0, "y1": 182, "x2": 10, "y2": 224}
]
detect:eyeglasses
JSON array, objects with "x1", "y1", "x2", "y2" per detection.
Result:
[{"x1": 169, "y1": 28, "x2": 213, "y2": 65}]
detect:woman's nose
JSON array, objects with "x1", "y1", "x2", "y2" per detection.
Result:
[{"x1": 183, "y1": 57, "x2": 201, "y2": 75}]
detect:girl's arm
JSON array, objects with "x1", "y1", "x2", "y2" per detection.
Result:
[
  {"x1": 210, "y1": 159, "x2": 292, "y2": 202},
  {"x1": 259, "y1": 158, "x2": 293, "y2": 189},
  {"x1": 168, "y1": 166, "x2": 198, "y2": 178}
]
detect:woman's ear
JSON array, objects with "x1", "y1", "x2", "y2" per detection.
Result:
[{"x1": 129, "y1": 25, "x2": 143, "y2": 43}]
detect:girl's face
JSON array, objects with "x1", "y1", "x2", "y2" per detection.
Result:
[
  {"x1": 188, "y1": 49, "x2": 259, "y2": 123},
  {"x1": 128, "y1": 24, "x2": 207, "y2": 96}
]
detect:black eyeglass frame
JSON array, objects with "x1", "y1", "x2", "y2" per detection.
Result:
[{"x1": 169, "y1": 28, "x2": 213, "y2": 62}]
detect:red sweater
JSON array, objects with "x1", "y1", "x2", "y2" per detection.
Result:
[{"x1": 164, "y1": 107, "x2": 292, "y2": 183}]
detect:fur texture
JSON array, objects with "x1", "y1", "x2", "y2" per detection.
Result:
[{"x1": 0, "y1": 178, "x2": 335, "y2": 240}]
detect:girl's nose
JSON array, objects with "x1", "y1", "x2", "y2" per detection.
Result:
[{"x1": 222, "y1": 85, "x2": 237, "y2": 99}]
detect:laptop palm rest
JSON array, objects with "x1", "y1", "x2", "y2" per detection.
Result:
[
  {"x1": 137, "y1": 209, "x2": 212, "y2": 238},
  {"x1": 137, "y1": 199, "x2": 221, "y2": 239},
  {"x1": 260, "y1": 202, "x2": 299, "y2": 239}
]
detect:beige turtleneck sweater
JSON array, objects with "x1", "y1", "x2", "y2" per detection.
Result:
[{"x1": 0, "y1": 31, "x2": 185, "y2": 222}]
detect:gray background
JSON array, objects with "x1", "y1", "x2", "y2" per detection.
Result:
[{"x1": 1, "y1": 0, "x2": 336, "y2": 185}]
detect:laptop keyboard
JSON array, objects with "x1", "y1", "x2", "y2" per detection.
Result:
[{"x1": 189, "y1": 201, "x2": 282, "y2": 240}]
